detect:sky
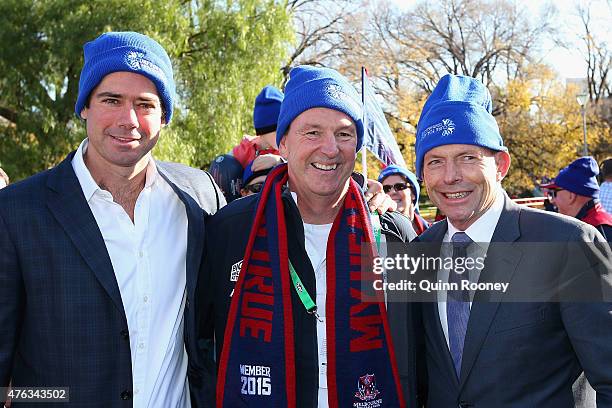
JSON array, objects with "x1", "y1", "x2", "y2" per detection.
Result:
[{"x1": 388, "y1": 0, "x2": 611, "y2": 81}]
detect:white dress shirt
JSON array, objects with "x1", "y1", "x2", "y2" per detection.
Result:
[
  {"x1": 72, "y1": 139, "x2": 191, "y2": 407},
  {"x1": 291, "y1": 192, "x2": 333, "y2": 408},
  {"x1": 437, "y1": 188, "x2": 505, "y2": 348}
]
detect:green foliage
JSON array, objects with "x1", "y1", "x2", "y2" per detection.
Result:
[
  {"x1": 0, "y1": 0, "x2": 292, "y2": 179},
  {"x1": 175, "y1": 0, "x2": 292, "y2": 169}
]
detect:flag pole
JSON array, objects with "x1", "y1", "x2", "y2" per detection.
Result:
[{"x1": 361, "y1": 66, "x2": 368, "y2": 180}]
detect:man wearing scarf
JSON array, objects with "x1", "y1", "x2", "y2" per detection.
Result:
[
  {"x1": 198, "y1": 66, "x2": 421, "y2": 407},
  {"x1": 543, "y1": 157, "x2": 612, "y2": 242}
]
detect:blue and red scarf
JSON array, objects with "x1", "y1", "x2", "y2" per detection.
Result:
[{"x1": 217, "y1": 164, "x2": 406, "y2": 407}]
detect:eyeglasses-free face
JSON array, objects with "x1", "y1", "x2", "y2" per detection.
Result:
[{"x1": 383, "y1": 182, "x2": 409, "y2": 194}]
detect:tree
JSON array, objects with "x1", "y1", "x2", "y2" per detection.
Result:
[
  {"x1": 282, "y1": 0, "x2": 360, "y2": 85},
  {"x1": 170, "y1": 0, "x2": 292, "y2": 168},
  {"x1": 0, "y1": 0, "x2": 293, "y2": 180},
  {"x1": 355, "y1": 0, "x2": 557, "y2": 97},
  {"x1": 576, "y1": 2, "x2": 611, "y2": 103}
]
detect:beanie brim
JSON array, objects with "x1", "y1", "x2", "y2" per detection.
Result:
[
  {"x1": 75, "y1": 33, "x2": 175, "y2": 124},
  {"x1": 276, "y1": 79, "x2": 364, "y2": 151},
  {"x1": 415, "y1": 101, "x2": 506, "y2": 179}
]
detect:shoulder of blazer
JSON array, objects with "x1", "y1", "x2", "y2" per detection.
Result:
[
  {"x1": 156, "y1": 160, "x2": 226, "y2": 215},
  {"x1": 0, "y1": 153, "x2": 77, "y2": 209}
]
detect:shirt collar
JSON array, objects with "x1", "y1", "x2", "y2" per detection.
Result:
[
  {"x1": 72, "y1": 139, "x2": 100, "y2": 202},
  {"x1": 71, "y1": 138, "x2": 158, "y2": 202},
  {"x1": 446, "y1": 186, "x2": 505, "y2": 246}
]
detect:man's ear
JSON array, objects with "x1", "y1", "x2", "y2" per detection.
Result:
[
  {"x1": 279, "y1": 135, "x2": 289, "y2": 160},
  {"x1": 495, "y1": 151, "x2": 511, "y2": 181},
  {"x1": 567, "y1": 191, "x2": 578, "y2": 204},
  {"x1": 80, "y1": 108, "x2": 88, "y2": 120}
]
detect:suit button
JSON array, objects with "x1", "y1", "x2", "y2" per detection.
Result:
[
  {"x1": 186, "y1": 298, "x2": 190, "y2": 309},
  {"x1": 459, "y1": 402, "x2": 472, "y2": 408},
  {"x1": 120, "y1": 330, "x2": 129, "y2": 340},
  {"x1": 120, "y1": 390, "x2": 131, "y2": 400}
]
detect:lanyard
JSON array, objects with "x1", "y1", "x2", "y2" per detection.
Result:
[
  {"x1": 289, "y1": 212, "x2": 382, "y2": 321},
  {"x1": 289, "y1": 261, "x2": 323, "y2": 322}
]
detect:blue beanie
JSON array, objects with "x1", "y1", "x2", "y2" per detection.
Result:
[
  {"x1": 378, "y1": 165, "x2": 421, "y2": 209},
  {"x1": 544, "y1": 157, "x2": 600, "y2": 198},
  {"x1": 75, "y1": 31, "x2": 175, "y2": 123},
  {"x1": 415, "y1": 74, "x2": 507, "y2": 179},
  {"x1": 242, "y1": 159, "x2": 273, "y2": 186},
  {"x1": 254, "y1": 86, "x2": 284, "y2": 135},
  {"x1": 276, "y1": 65, "x2": 364, "y2": 151}
]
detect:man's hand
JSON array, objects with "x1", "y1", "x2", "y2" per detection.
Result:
[
  {"x1": 251, "y1": 154, "x2": 283, "y2": 172},
  {"x1": 365, "y1": 179, "x2": 397, "y2": 214}
]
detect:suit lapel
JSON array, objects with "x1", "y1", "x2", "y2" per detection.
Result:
[
  {"x1": 458, "y1": 196, "x2": 523, "y2": 388},
  {"x1": 157, "y1": 170, "x2": 204, "y2": 305},
  {"x1": 46, "y1": 153, "x2": 126, "y2": 317}
]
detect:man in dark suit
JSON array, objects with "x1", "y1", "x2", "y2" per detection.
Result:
[
  {"x1": 0, "y1": 32, "x2": 224, "y2": 406},
  {"x1": 413, "y1": 74, "x2": 612, "y2": 407}
]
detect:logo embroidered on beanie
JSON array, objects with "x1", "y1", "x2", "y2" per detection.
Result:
[
  {"x1": 326, "y1": 84, "x2": 345, "y2": 100},
  {"x1": 324, "y1": 83, "x2": 362, "y2": 118},
  {"x1": 125, "y1": 51, "x2": 165, "y2": 79},
  {"x1": 422, "y1": 118, "x2": 455, "y2": 138}
]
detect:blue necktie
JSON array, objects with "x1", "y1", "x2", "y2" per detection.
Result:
[{"x1": 447, "y1": 232, "x2": 472, "y2": 378}]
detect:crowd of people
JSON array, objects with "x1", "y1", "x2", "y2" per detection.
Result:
[{"x1": 1, "y1": 31, "x2": 611, "y2": 408}]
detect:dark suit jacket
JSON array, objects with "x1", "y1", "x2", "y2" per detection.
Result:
[
  {"x1": 418, "y1": 195, "x2": 612, "y2": 407},
  {"x1": 0, "y1": 152, "x2": 224, "y2": 407}
]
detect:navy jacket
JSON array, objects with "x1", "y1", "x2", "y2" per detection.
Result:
[
  {"x1": 198, "y1": 188, "x2": 423, "y2": 407},
  {"x1": 0, "y1": 153, "x2": 224, "y2": 407},
  {"x1": 418, "y1": 195, "x2": 612, "y2": 407}
]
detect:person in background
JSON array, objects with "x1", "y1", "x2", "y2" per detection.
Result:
[
  {"x1": 378, "y1": 165, "x2": 430, "y2": 234},
  {"x1": 210, "y1": 85, "x2": 284, "y2": 203},
  {"x1": 231, "y1": 85, "x2": 283, "y2": 168},
  {"x1": 208, "y1": 153, "x2": 244, "y2": 202},
  {"x1": 240, "y1": 158, "x2": 274, "y2": 197},
  {"x1": 0, "y1": 167, "x2": 8, "y2": 189},
  {"x1": 600, "y1": 157, "x2": 612, "y2": 213},
  {"x1": 543, "y1": 156, "x2": 612, "y2": 241}
]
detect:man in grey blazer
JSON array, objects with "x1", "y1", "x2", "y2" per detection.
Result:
[
  {"x1": 0, "y1": 32, "x2": 224, "y2": 407},
  {"x1": 413, "y1": 74, "x2": 612, "y2": 407}
]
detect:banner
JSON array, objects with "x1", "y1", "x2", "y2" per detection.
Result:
[{"x1": 361, "y1": 67, "x2": 407, "y2": 169}]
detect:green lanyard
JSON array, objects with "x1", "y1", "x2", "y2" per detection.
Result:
[
  {"x1": 371, "y1": 211, "x2": 382, "y2": 251},
  {"x1": 289, "y1": 261, "x2": 323, "y2": 322},
  {"x1": 289, "y1": 212, "x2": 382, "y2": 321}
]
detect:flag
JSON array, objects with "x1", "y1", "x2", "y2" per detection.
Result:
[{"x1": 361, "y1": 67, "x2": 406, "y2": 168}]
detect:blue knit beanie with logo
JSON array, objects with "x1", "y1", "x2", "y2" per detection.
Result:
[
  {"x1": 75, "y1": 31, "x2": 175, "y2": 123},
  {"x1": 378, "y1": 165, "x2": 421, "y2": 209},
  {"x1": 254, "y1": 86, "x2": 284, "y2": 135},
  {"x1": 415, "y1": 74, "x2": 507, "y2": 179},
  {"x1": 276, "y1": 65, "x2": 364, "y2": 151}
]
